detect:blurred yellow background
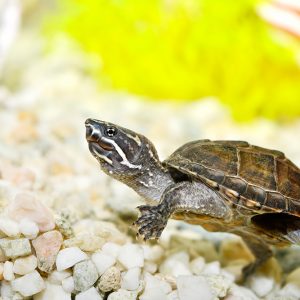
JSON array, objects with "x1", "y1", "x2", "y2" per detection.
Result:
[{"x1": 43, "y1": 0, "x2": 300, "y2": 121}]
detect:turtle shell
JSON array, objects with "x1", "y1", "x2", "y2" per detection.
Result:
[{"x1": 164, "y1": 140, "x2": 300, "y2": 217}]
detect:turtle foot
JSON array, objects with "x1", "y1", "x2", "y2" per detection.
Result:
[{"x1": 133, "y1": 205, "x2": 168, "y2": 241}]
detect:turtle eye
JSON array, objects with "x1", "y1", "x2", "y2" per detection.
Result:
[{"x1": 105, "y1": 126, "x2": 117, "y2": 137}]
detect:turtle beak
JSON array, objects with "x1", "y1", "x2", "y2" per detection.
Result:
[
  {"x1": 85, "y1": 119, "x2": 114, "y2": 151},
  {"x1": 85, "y1": 118, "x2": 100, "y2": 143}
]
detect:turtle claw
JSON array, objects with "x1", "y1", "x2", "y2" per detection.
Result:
[{"x1": 133, "y1": 204, "x2": 168, "y2": 241}]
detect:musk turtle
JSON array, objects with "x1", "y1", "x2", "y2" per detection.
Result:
[{"x1": 85, "y1": 119, "x2": 300, "y2": 278}]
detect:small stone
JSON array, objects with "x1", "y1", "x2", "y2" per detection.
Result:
[
  {"x1": 169, "y1": 234, "x2": 218, "y2": 262},
  {"x1": 167, "y1": 290, "x2": 180, "y2": 300},
  {"x1": 11, "y1": 270, "x2": 45, "y2": 297},
  {"x1": 13, "y1": 255, "x2": 37, "y2": 275},
  {"x1": 159, "y1": 251, "x2": 192, "y2": 277},
  {"x1": 220, "y1": 238, "x2": 253, "y2": 266},
  {"x1": 56, "y1": 247, "x2": 88, "y2": 271},
  {"x1": 3, "y1": 261, "x2": 15, "y2": 281},
  {"x1": 62, "y1": 276, "x2": 75, "y2": 293},
  {"x1": 32, "y1": 230, "x2": 63, "y2": 273},
  {"x1": 206, "y1": 274, "x2": 232, "y2": 298},
  {"x1": 97, "y1": 266, "x2": 121, "y2": 292},
  {"x1": 223, "y1": 259, "x2": 247, "y2": 280},
  {"x1": 0, "y1": 238, "x2": 31, "y2": 258},
  {"x1": 177, "y1": 275, "x2": 214, "y2": 300},
  {"x1": 34, "y1": 282, "x2": 71, "y2": 300},
  {"x1": 91, "y1": 251, "x2": 116, "y2": 275},
  {"x1": 140, "y1": 273, "x2": 171, "y2": 300},
  {"x1": 55, "y1": 213, "x2": 74, "y2": 238},
  {"x1": 63, "y1": 232, "x2": 105, "y2": 252},
  {"x1": 190, "y1": 257, "x2": 205, "y2": 275},
  {"x1": 102, "y1": 242, "x2": 121, "y2": 258},
  {"x1": 118, "y1": 244, "x2": 144, "y2": 269},
  {"x1": 73, "y1": 260, "x2": 99, "y2": 292},
  {"x1": 108, "y1": 289, "x2": 138, "y2": 300},
  {"x1": 272, "y1": 283, "x2": 300, "y2": 300},
  {"x1": 121, "y1": 267, "x2": 141, "y2": 290},
  {"x1": 8, "y1": 192, "x2": 55, "y2": 232},
  {"x1": 202, "y1": 261, "x2": 221, "y2": 275},
  {"x1": 75, "y1": 287, "x2": 102, "y2": 300},
  {"x1": 286, "y1": 266, "x2": 300, "y2": 285},
  {"x1": 144, "y1": 261, "x2": 157, "y2": 274},
  {"x1": 226, "y1": 283, "x2": 259, "y2": 300},
  {"x1": 0, "y1": 217, "x2": 20, "y2": 237},
  {"x1": 48, "y1": 270, "x2": 72, "y2": 284},
  {"x1": 142, "y1": 245, "x2": 164, "y2": 262},
  {"x1": 248, "y1": 275, "x2": 275, "y2": 297},
  {"x1": 19, "y1": 219, "x2": 39, "y2": 239},
  {"x1": 1, "y1": 280, "x2": 14, "y2": 299}
]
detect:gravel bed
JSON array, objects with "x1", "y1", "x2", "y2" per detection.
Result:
[{"x1": 0, "y1": 31, "x2": 300, "y2": 299}]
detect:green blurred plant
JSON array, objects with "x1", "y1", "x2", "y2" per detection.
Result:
[{"x1": 45, "y1": 0, "x2": 300, "y2": 121}]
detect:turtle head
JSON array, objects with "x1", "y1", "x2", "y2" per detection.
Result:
[{"x1": 85, "y1": 119, "x2": 159, "y2": 180}]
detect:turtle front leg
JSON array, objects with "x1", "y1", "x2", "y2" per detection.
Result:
[
  {"x1": 133, "y1": 183, "x2": 182, "y2": 240},
  {"x1": 134, "y1": 181, "x2": 230, "y2": 240}
]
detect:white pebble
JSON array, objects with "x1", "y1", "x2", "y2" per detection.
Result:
[
  {"x1": 121, "y1": 267, "x2": 141, "y2": 290},
  {"x1": 56, "y1": 247, "x2": 88, "y2": 271},
  {"x1": 227, "y1": 283, "x2": 259, "y2": 300},
  {"x1": 118, "y1": 244, "x2": 144, "y2": 269},
  {"x1": 34, "y1": 282, "x2": 71, "y2": 300},
  {"x1": 75, "y1": 287, "x2": 103, "y2": 300},
  {"x1": 1, "y1": 280, "x2": 14, "y2": 298},
  {"x1": 19, "y1": 219, "x2": 39, "y2": 239},
  {"x1": 144, "y1": 261, "x2": 157, "y2": 274},
  {"x1": 0, "y1": 218, "x2": 20, "y2": 237},
  {"x1": 140, "y1": 272, "x2": 171, "y2": 300},
  {"x1": 0, "y1": 238, "x2": 31, "y2": 258},
  {"x1": 142, "y1": 245, "x2": 164, "y2": 262},
  {"x1": 91, "y1": 251, "x2": 116, "y2": 275},
  {"x1": 249, "y1": 275, "x2": 275, "y2": 297},
  {"x1": 102, "y1": 242, "x2": 121, "y2": 258},
  {"x1": 13, "y1": 255, "x2": 37, "y2": 275},
  {"x1": 62, "y1": 276, "x2": 75, "y2": 293},
  {"x1": 190, "y1": 257, "x2": 205, "y2": 275},
  {"x1": 202, "y1": 261, "x2": 221, "y2": 275},
  {"x1": 160, "y1": 252, "x2": 191, "y2": 277},
  {"x1": 73, "y1": 259, "x2": 99, "y2": 292},
  {"x1": 48, "y1": 270, "x2": 71, "y2": 284},
  {"x1": 3, "y1": 261, "x2": 15, "y2": 281},
  {"x1": 177, "y1": 275, "x2": 214, "y2": 300},
  {"x1": 167, "y1": 290, "x2": 180, "y2": 300},
  {"x1": 108, "y1": 289, "x2": 138, "y2": 300},
  {"x1": 11, "y1": 270, "x2": 45, "y2": 297},
  {"x1": 206, "y1": 274, "x2": 232, "y2": 298}
]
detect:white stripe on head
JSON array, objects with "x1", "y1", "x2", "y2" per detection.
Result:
[
  {"x1": 101, "y1": 136, "x2": 142, "y2": 169},
  {"x1": 91, "y1": 148, "x2": 113, "y2": 165},
  {"x1": 126, "y1": 133, "x2": 142, "y2": 146}
]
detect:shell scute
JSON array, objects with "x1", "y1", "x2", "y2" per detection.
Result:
[
  {"x1": 277, "y1": 158, "x2": 300, "y2": 199},
  {"x1": 243, "y1": 185, "x2": 266, "y2": 207},
  {"x1": 190, "y1": 163, "x2": 225, "y2": 184},
  {"x1": 186, "y1": 143, "x2": 238, "y2": 175},
  {"x1": 238, "y1": 149, "x2": 277, "y2": 190},
  {"x1": 222, "y1": 176, "x2": 247, "y2": 195},
  {"x1": 264, "y1": 192, "x2": 287, "y2": 211}
]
